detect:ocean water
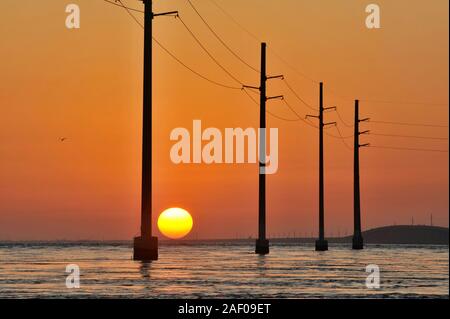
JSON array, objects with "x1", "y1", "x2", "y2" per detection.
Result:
[{"x1": 0, "y1": 242, "x2": 448, "y2": 298}]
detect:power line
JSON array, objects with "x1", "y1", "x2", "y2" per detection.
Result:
[
  {"x1": 282, "y1": 97, "x2": 354, "y2": 143},
  {"x1": 116, "y1": 0, "x2": 144, "y2": 28},
  {"x1": 370, "y1": 120, "x2": 448, "y2": 128},
  {"x1": 242, "y1": 88, "x2": 299, "y2": 122},
  {"x1": 282, "y1": 99, "x2": 321, "y2": 128},
  {"x1": 186, "y1": 0, "x2": 259, "y2": 73},
  {"x1": 334, "y1": 109, "x2": 354, "y2": 128},
  {"x1": 369, "y1": 145, "x2": 449, "y2": 153},
  {"x1": 282, "y1": 78, "x2": 317, "y2": 111},
  {"x1": 207, "y1": 0, "x2": 318, "y2": 84},
  {"x1": 177, "y1": 15, "x2": 244, "y2": 86},
  {"x1": 207, "y1": 0, "x2": 260, "y2": 43},
  {"x1": 280, "y1": 99, "x2": 301, "y2": 120},
  {"x1": 333, "y1": 125, "x2": 354, "y2": 139},
  {"x1": 112, "y1": 0, "x2": 241, "y2": 90},
  {"x1": 360, "y1": 99, "x2": 449, "y2": 107},
  {"x1": 153, "y1": 37, "x2": 242, "y2": 90},
  {"x1": 330, "y1": 106, "x2": 449, "y2": 142},
  {"x1": 255, "y1": 84, "x2": 348, "y2": 134},
  {"x1": 282, "y1": 98, "x2": 356, "y2": 151},
  {"x1": 111, "y1": 0, "x2": 323, "y2": 128},
  {"x1": 327, "y1": 88, "x2": 449, "y2": 108},
  {"x1": 208, "y1": 0, "x2": 448, "y2": 109},
  {"x1": 268, "y1": 46, "x2": 319, "y2": 84},
  {"x1": 205, "y1": 0, "x2": 450, "y2": 129},
  {"x1": 103, "y1": 0, "x2": 144, "y2": 13},
  {"x1": 331, "y1": 125, "x2": 353, "y2": 150},
  {"x1": 282, "y1": 98, "x2": 357, "y2": 145},
  {"x1": 370, "y1": 133, "x2": 448, "y2": 140},
  {"x1": 109, "y1": 0, "x2": 449, "y2": 156},
  {"x1": 242, "y1": 88, "x2": 259, "y2": 102}
]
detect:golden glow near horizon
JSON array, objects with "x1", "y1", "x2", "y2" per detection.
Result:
[{"x1": 157, "y1": 208, "x2": 194, "y2": 239}]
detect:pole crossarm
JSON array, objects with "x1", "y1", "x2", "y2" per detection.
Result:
[
  {"x1": 243, "y1": 84, "x2": 260, "y2": 91},
  {"x1": 153, "y1": 11, "x2": 179, "y2": 18},
  {"x1": 324, "y1": 106, "x2": 337, "y2": 111},
  {"x1": 306, "y1": 114, "x2": 319, "y2": 119},
  {"x1": 324, "y1": 121, "x2": 337, "y2": 126},
  {"x1": 359, "y1": 130, "x2": 370, "y2": 135},
  {"x1": 359, "y1": 117, "x2": 370, "y2": 122},
  {"x1": 267, "y1": 75, "x2": 284, "y2": 80},
  {"x1": 267, "y1": 95, "x2": 284, "y2": 101},
  {"x1": 359, "y1": 143, "x2": 370, "y2": 147}
]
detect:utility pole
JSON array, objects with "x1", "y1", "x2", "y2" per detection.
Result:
[
  {"x1": 244, "y1": 43, "x2": 283, "y2": 255},
  {"x1": 352, "y1": 99, "x2": 369, "y2": 250},
  {"x1": 306, "y1": 82, "x2": 336, "y2": 251},
  {"x1": 133, "y1": 0, "x2": 178, "y2": 261}
]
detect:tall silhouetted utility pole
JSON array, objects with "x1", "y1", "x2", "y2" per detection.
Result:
[
  {"x1": 307, "y1": 82, "x2": 336, "y2": 251},
  {"x1": 244, "y1": 43, "x2": 283, "y2": 255},
  {"x1": 133, "y1": 0, "x2": 178, "y2": 261},
  {"x1": 352, "y1": 99, "x2": 369, "y2": 250}
]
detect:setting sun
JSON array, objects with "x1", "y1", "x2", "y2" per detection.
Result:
[{"x1": 157, "y1": 208, "x2": 193, "y2": 239}]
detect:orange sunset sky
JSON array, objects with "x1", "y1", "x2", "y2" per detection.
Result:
[{"x1": 0, "y1": 0, "x2": 448, "y2": 240}]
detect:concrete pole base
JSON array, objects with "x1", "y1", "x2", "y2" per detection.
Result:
[
  {"x1": 315, "y1": 239, "x2": 328, "y2": 251},
  {"x1": 352, "y1": 235, "x2": 364, "y2": 250},
  {"x1": 133, "y1": 236, "x2": 158, "y2": 261},
  {"x1": 255, "y1": 239, "x2": 269, "y2": 255}
]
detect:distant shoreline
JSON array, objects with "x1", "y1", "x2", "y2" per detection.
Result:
[{"x1": 0, "y1": 225, "x2": 448, "y2": 246}]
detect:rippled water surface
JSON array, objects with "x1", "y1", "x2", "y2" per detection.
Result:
[{"x1": 0, "y1": 242, "x2": 448, "y2": 298}]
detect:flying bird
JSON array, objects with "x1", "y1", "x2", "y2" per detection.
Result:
[{"x1": 59, "y1": 137, "x2": 68, "y2": 142}]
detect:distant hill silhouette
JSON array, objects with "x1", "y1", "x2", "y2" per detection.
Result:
[
  {"x1": 319, "y1": 225, "x2": 448, "y2": 245},
  {"x1": 349, "y1": 225, "x2": 449, "y2": 245},
  {"x1": 162, "y1": 225, "x2": 449, "y2": 245},
  {"x1": 1, "y1": 225, "x2": 447, "y2": 245},
  {"x1": 188, "y1": 225, "x2": 449, "y2": 245},
  {"x1": 274, "y1": 225, "x2": 449, "y2": 245}
]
